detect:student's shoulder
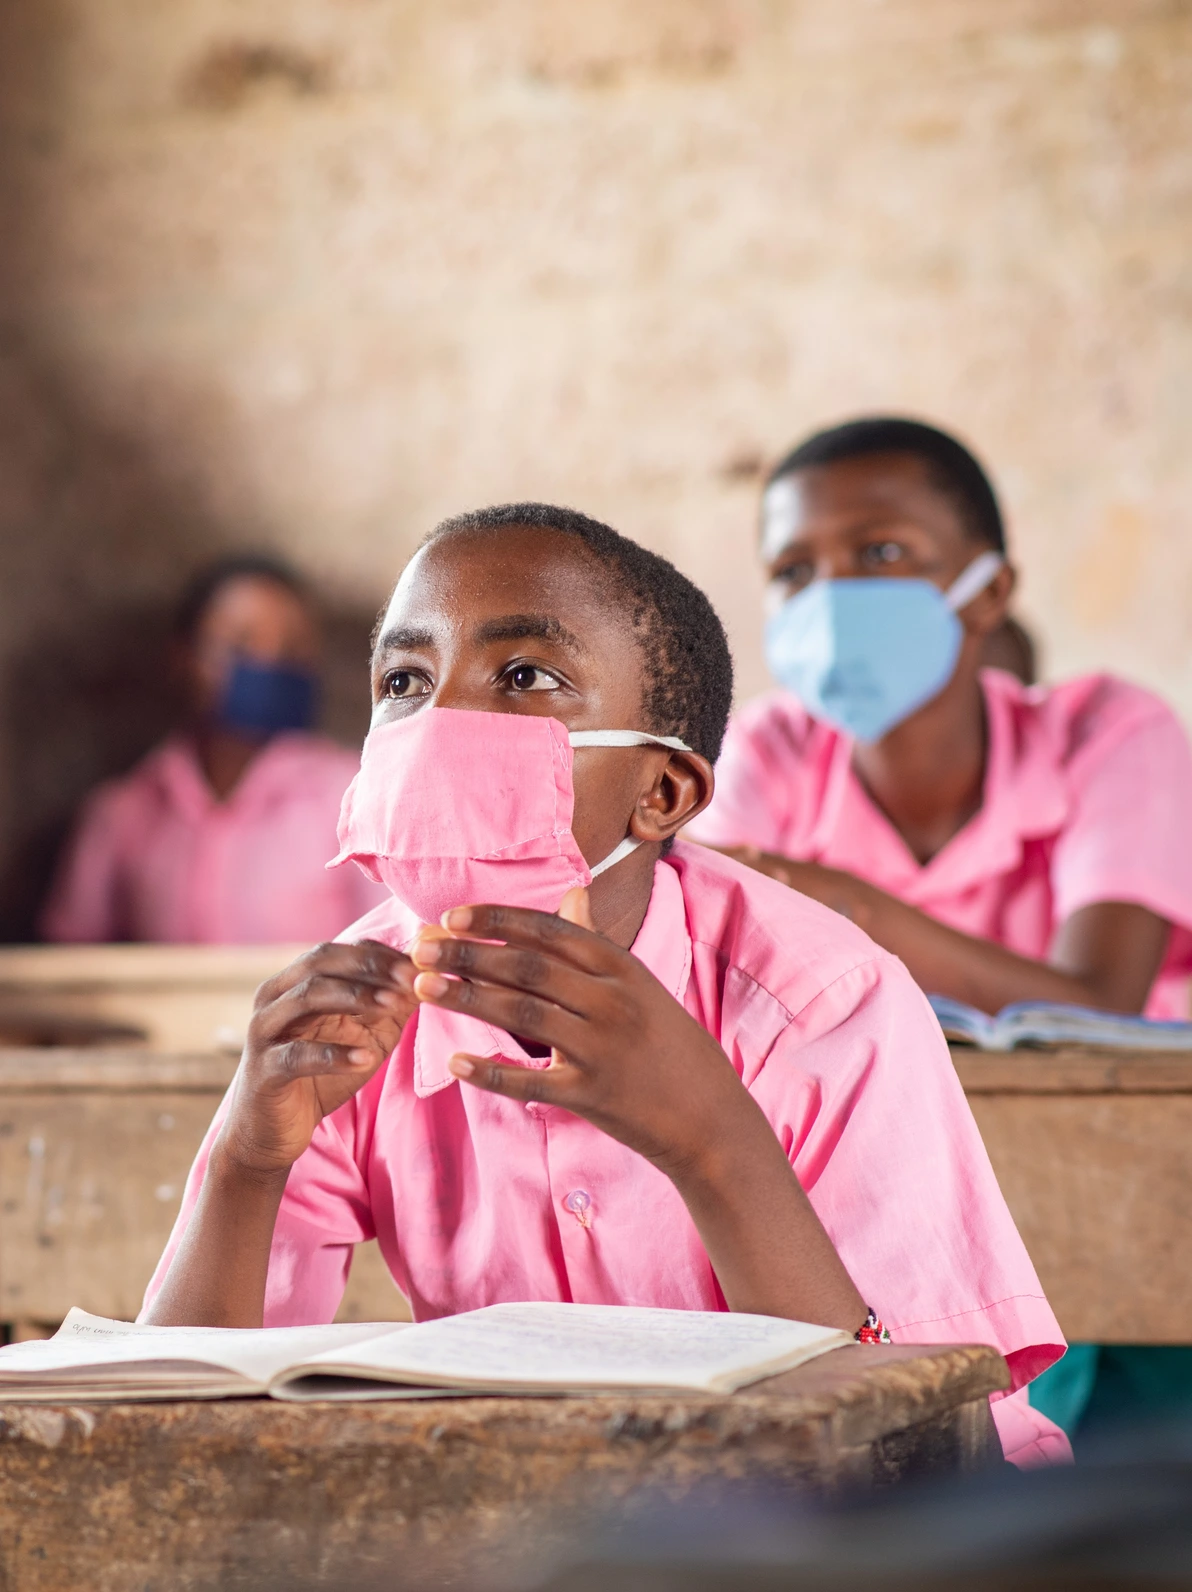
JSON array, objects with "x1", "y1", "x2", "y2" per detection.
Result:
[
  {"x1": 725, "y1": 689, "x2": 838, "y2": 762},
  {"x1": 75, "y1": 738, "x2": 195, "y2": 821},
  {"x1": 992, "y1": 669, "x2": 1188, "y2": 763},
  {"x1": 265, "y1": 733, "x2": 364, "y2": 787},
  {"x1": 667, "y1": 840, "x2": 905, "y2": 1014}
]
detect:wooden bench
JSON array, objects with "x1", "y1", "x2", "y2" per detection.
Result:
[{"x1": 0, "y1": 1342, "x2": 1006, "y2": 1591}]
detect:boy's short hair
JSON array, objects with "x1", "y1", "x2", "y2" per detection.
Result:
[
  {"x1": 426, "y1": 503, "x2": 735, "y2": 764},
  {"x1": 767, "y1": 416, "x2": 1006, "y2": 553},
  {"x1": 175, "y1": 554, "x2": 311, "y2": 642}
]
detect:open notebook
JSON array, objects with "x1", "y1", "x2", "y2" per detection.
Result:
[
  {"x1": 0, "y1": 1303, "x2": 852, "y2": 1403},
  {"x1": 929, "y1": 995, "x2": 1192, "y2": 1052}
]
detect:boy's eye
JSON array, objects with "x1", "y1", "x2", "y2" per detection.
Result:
[
  {"x1": 505, "y1": 664, "x2": 560, "y2": 693},
  {"x1": 860, "y1": 541, "x2": 905, "y2": 570},
  {"x1": 771, "y1": 559, "x2": 815, "y2": 592},
  {"x1": 382, "y1": 670, "x2": 430, "y2": 700}
]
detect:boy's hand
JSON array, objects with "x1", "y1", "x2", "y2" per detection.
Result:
[
  {"x1": 408, "y1": 891, "x2": 751, "y2": 1178},
  {"x1": 219, "y1": 941, "x2": 416, "y2": 1178}
]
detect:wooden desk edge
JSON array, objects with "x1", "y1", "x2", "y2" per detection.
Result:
[
  {"x1": 951, "y1": 1044, "x2": 1192, "y2": 1093},
  {"x1": 0, "y1": 945, "x2": 310, "y2": 985},
  {"x1": 0, "y1": 1050, "x2": 240, "y2": 1091},
  {"x1": 0, "y1": 1343, "x2": 1007, "y2": 1452},
  {"x1": 3, "y1": 1045, "x2": 1190, "y2": 1095}
]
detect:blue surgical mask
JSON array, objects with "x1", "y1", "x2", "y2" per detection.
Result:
[
  {"x1": 763, "y1": 551, "x2": 1004, "y2": 743},
  {"x1": 216, "y1": 657, "x2": 318, "y2": 738}
]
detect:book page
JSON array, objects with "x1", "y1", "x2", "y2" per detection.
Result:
[
  {"x1": 279, "y1": 1302, "x2": 850, "y2": 1396},
  {"x1": 0, "y1": 1310, "x2": 409, "y2": 1391}
]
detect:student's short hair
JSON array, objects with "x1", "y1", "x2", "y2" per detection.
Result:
[
  {"x1": 174, "y1": 554, "x2": 311, "y2": 642},
  {"x1": 766, "y1": 417, "x2": 1006, "y2": 553},
  {"x1": 424, "y1": 503, "x2": 735, "y2": 763}
]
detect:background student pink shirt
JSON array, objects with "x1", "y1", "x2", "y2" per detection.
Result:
[
  {"x1": 41, "y1": 734, "x2": 386, "y2": 945},
  {"x1": 145, "y1": 842, "x2": 1069, "y2": 1467},
  {"x1": 691, "y1": 671, "x2": 1192, "y2": 1019}
]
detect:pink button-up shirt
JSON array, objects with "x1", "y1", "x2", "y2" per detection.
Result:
[
  {"x1": 41, "y1": 734, "x2": 386, "y2": 945},
  {"x1": 145, "y1": 842, "x2": 1067, "y2": 1465},
  {"x1": 691, "y1": 671, "x2": 1192, "y2": 1019}
]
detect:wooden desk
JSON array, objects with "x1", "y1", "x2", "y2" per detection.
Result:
[
  {"x1": 0, "y1": 1343, "x2": 1006, "y2": 1592},
  {"x1": 0, "y1": 944, "x2": 305, "y2": 1053},
  {"x1": 955, "y1": 1046, "x2": 1192, "y2": 1344},
  {"x1": 0, "y1": 1049, "x2": 404, "y2": 1332}
]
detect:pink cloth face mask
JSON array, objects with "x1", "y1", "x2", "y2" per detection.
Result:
[{"x1": 330, "y1": 708, "x2": 691, "y2": 926}]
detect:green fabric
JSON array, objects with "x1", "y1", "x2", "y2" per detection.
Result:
[
  {"x1": 1081, "y1": 1346, "x2": 1192, "y2": 1430},
  {"x1": 1028, "y1": 1343, "x2": 1100, "y2": 1435},
  {"x1": 1029, "y1": 1345, "x2": 1192, "y2": 1438}
]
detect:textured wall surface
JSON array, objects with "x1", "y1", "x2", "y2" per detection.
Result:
[{"x1": 0, "y1": 0, "x2": 1190, "y2": 934}]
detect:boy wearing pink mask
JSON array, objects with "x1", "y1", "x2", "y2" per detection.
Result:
[{"x1": 144, "y1": 504, "x2": 1067, "y2": 1466}]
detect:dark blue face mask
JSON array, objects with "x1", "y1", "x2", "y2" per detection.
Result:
[{"x1": 216, "y1": 657, "x2": 319, "y2": 738}]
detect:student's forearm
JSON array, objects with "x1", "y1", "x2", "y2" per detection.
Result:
[
  {"x1": 142, "y1": 1147, "x2": 288, "y2": 1327},
  {"x1": 788, "y1": 866, "x2": 1149, "y2": 1014},
  {"x1": 666, "y1": 1102, "x2": 866, "y2": 1332}
]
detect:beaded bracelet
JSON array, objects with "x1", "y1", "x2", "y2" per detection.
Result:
[{"x1": 855, "y1": 1309, "x2": 892, "y2": 1344}]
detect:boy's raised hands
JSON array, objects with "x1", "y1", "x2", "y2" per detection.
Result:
[
  {"x1": 409, "y1": 889, "x2": 866, "y2": 1327},
  {"x1": 223, "y1": 941, "x2": 417, "y2": 1176},
  {"x1": 410, "y1": 889, "x2": 752, "y2": 1177}
]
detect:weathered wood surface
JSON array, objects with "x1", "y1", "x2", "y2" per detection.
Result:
[
  {"x1": 0, "y1": 945, "x2": 305, "y2": 1053},
  {"x1": 952, "y1": 1044, "x2": 1192, "y2": 1093},
  {"x1": 0, "y1": 1049, "x2": 405, "y2": 1330},
  {"x1": 0, "y1": 1343, "x2": 1006, "y2": 1592},
  {"x1": 950, "y1": 1044, "x2": 1192, "y2": 1344}
]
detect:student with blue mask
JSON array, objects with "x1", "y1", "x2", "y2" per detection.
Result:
[
  {"x1": 41, "y1": 555, "x2": 385, "y2": 945},
  {"x1": 689, "y1": 416, "x2": 1192, "y2": 1444}
]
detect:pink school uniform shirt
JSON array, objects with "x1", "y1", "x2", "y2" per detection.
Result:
[
  {"x1": 145, "y1": 841, "x2": 1068, "y2": 1466},
  {"x1": 690, "y1": 670, "x2": 1192, "y2": 1019},
  {"x1": 41, "y1": 734, "x2": 386, "y2": 945}
]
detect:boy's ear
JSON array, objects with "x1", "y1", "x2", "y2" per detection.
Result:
[
  {"x1": 963, "y1": 560, "x2": 1016, "y2": 637},
  {"x1": 630, "y1": 751, "x2": 715, "y2": 844}
]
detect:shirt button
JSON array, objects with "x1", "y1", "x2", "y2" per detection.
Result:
[{"x1": 562, "y1": 1189, "x2": 592, "y2": 1227}]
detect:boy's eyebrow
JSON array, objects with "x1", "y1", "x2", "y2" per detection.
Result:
[
  {"x1": 374, "y1": 625, "x2": 435, "y2": 654},
  {"x1": 473, "y1": 614, "x2": 588, "y2": 653}
]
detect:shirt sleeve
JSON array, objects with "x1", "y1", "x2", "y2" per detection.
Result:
[
  {"x1": 749, "y1": 954, "x2": 1065, "y2": 1398},
  {"x1": 38, "y1": 786, "x2": 130, "y2": 943},
  {"x1": 686, "y1": 712, "x2": 791, "y2": 851},
  {"x1": 1051, "y1": 700, "x2": 1192, "y2": 932},
  {"x1": 140, "y1": 1084, "x2": 376, "y2": 1327}
]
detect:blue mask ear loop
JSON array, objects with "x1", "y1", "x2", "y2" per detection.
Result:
[
  {"x1": 943, "y1": 551, "x2": 1005, "y2": 613},
  {"x1": 567, "y1": 729, "x2": 694, "y2": 877}
]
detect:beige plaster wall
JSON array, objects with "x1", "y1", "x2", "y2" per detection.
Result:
[{"x1": 0, "y1": 0, "x2": 1189, "y2": 933}]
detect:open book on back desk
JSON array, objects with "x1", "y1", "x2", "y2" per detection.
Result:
[
  {"x1": 0, "y1": 1303, "x2": 852, "y2": 1404},
  {"x1": 929, "y1": 994, "x2": 1192, "y2": 1052}
]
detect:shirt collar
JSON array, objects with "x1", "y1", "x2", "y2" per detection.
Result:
[
  {"x1": 150, "y1": 733, "x2": 320, "y2": 819},
  {"x1": 811, "y1": 670, "x2": 1072, "y2": 904},
  {"x1": 413, "y1": 858, "x2": 693, "y2": 1099}
]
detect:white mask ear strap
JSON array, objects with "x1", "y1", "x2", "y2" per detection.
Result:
[
  {"x1": 570, "y1": 729, "x2": 688, "y2": 881},
  {"x1": 568, "y1": 729, "x2": 692, "y2": 752},
  {"x1": 945, "y1": 551, "x2": 1005, "y2": 613},
  {"x1": 588, "y1": 835, "x2": 641, "y2": 878}
]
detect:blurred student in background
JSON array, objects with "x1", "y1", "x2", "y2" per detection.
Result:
[
  {"x1": 41, "y1": 556, "x2": 385, "y2": 945},
  {"x1": 689, "y1": 415, "x2": 1192, "y2": 1439}
]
